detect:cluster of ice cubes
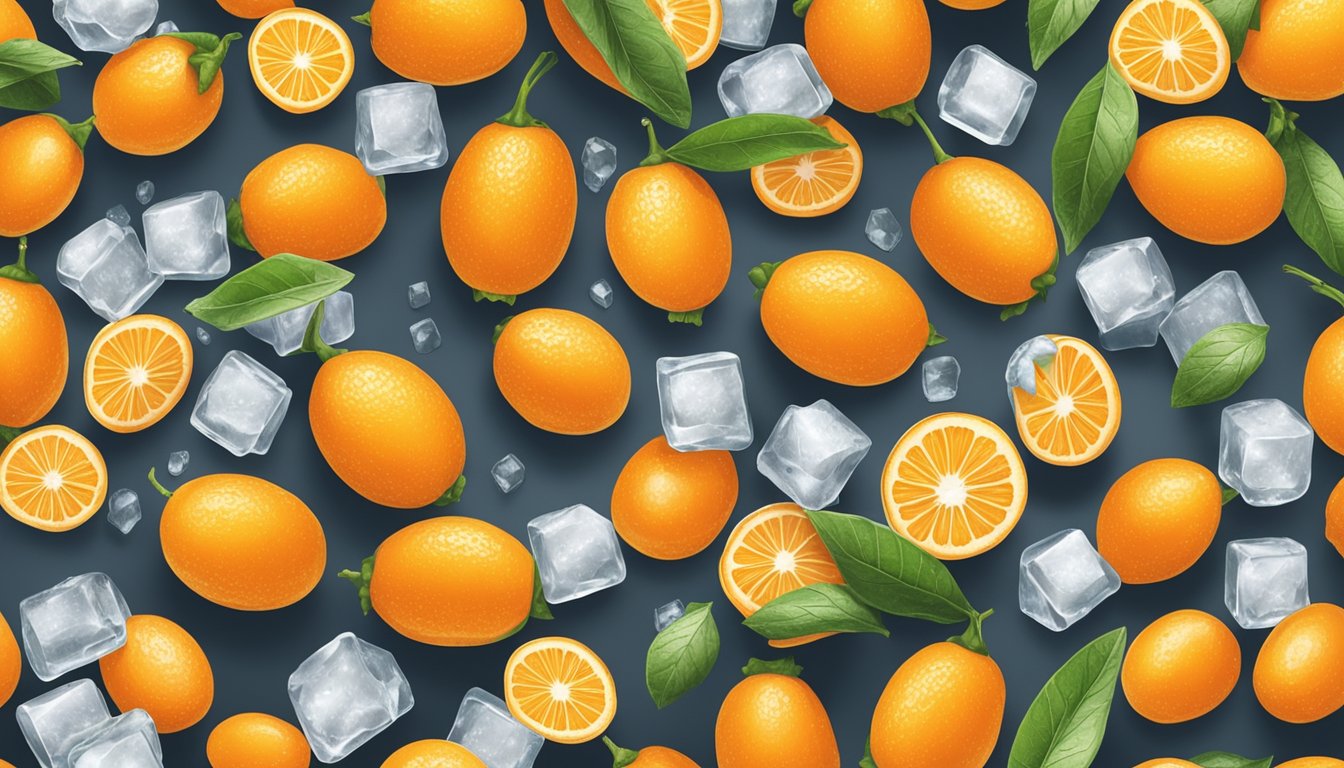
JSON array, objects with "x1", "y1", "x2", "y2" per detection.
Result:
[
  {"x1": 718, "y1": 44, "x2": 832, "y2": 119},
  {"x1": 288, "y1": 632, "x2": 414, "y2": 763},
  {"x1": 656, "y1": 352, "x2": 753, "y2": 452},
  {"x1": 53, "y1": 0, "x2": 158, "y2": 53},
  {"x1": 355, "y1": 82, "x2": 450, "y2": 175},
  {"x1": 654, "y1": 599, "x2": 686, "y2": 632},
  {"x1": 1019, "y1": 529, "x2": 1121, "y2": 631},
  {"x1": 758, "y1": 399, "x2": 871, "y2": 511},
  {"x1": 1075, "y1": 237, "x2": 1175, "y2": 350},
  {"x1": 106, "y1": 490, "x2": 141, "y2": 534},
  {"x1": 18, "y1": 679, "x2": 163, "y2": 768},
  {"x1": 938, "y1": 45, "x2": 1036, "y2": 146},
  {"x1": 1160, "y1": 270, "x2": 1265, "y2": 365},
  {"x1": 865, "y1": 208, "x2": 902, "y2": 252},
  {"x1": 922, "y1": 356, "x2": 960, "y2": 402},
  {"x1": 448, "y1": 687, "x2": 544, "y2": 768},
  {"x1": 581, "y1": 138, "x2": 618, "y2": 193},
  {"x1": 1219, "y1": 399, "x2": 1313, "y2": 507},
  {"x1": 491, "y1": 453, "x2": 525, "y2": 494},
  {"x1": 1225, "y1": 538, "x2": 1309, "y2": 629},
  {"x1": 190, "y1": 351, "x2": 293, "y2": 457},
  {"x1": 527, "y1": 504, "x2": 627, "y2": 604},
  {"x1": 245, "y1": 291, "x2": 355, "y2": 357}
]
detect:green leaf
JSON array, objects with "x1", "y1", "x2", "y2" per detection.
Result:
[
  {"x1": 529, "y1": 560, "x2": 553, "y2": 620},
  {"x1": 663, "y1": 114, "x2": 844, "y2": 172},
  {"x1": 0, "y1": 425, "x2": 20, "y2": 451},
  {"x1": 1201, "y1": 0, "x2": 1259, "y2": 59},
  {"x1": 1027, "y1": 0, "x2": 1102, "y2": 70},
  {"x1": 1265, "y1": 100, "x2": 1344, "y2": 277},
  {"x1": 859, "y1": 739, "x2": 877, "y2": 768},
  {"x1": 741, "y1": 656, "x2": 801, "y2": 677},
  {"x1": 646, "y1": 602, "x2": 719, "y2": 708},
  {"x1": 667, "y1": 309, "x2": 703, "y2": 326},
  {"x1": 927, "y1": 324, "x2": 947, "y2": 347},
  {"x1": 743, "y1": 583, "x2": 889, "y2": 641},
  {"x1": 560, "y1": 0, "x2": 691, "y2": 128},
  {"x1": 1052, "y1": 62, "x2": 1138, "y2": 254},
  {"x1": 473, "y1": 289, "x2": 517, "y2": 306},
  {"x1": 793, "y1": 0, "x2": 812, "y2": 16},
  {"x1": 165, "y1": 32, "x2": 241, "y2": 94},
  {"x1": 1189, "y1": 753, "x2": 1273, "y2": 768},
  {"x1": 226, "y1": 197, "x2": 255, "y2": 252},
  {"x1": 805, "y1": 511, "x2": 976, "y2": 624},
  {"x1": 1171, "y1": 323, "x2": 1269, "y2": 408},
  {"x1": 351, "y1": 11, "x2": 372, "y2": 25},
  {"x1": 1008, "y1": 627, "x2": 1126, "y2": 768},
  {"x1": 1222, "y1": 486, "x2": 1239, "y2": 505},
  {"x1": 184, "y1": 254, "x2": 354, "y2": 331},
  {"x1": 0, "y1": 39, "x2": 81, "y2": 111}
]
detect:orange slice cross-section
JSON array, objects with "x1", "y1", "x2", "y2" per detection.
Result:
[
  {"x1": 248, "y1": 8, "x2": 355, "y2": 114},
  {"x1": 504, "y1": 636, "x2": 616, "y2": 744},
  {"x1": 1109, "y1": 0, "x2": 1230, "y2": 104},
  {"x1": 648, "y1": 0, "x2": 722, "y2": 70},
  {"x1": 83, "y1": 314, "x2": 193, "y2": 434},
  {"x1": 0, "y1": 425, "x2": 107, "y2": 532},
  {"x1": 751, "y1": 116, "x2": 863, "y2": 218},
  {"x1": 1011, "y1": 335, "x2": 1122, "y2": 467}
]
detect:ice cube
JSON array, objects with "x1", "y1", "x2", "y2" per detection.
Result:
[
  {"x1": 167, "y1": 450, "x2": 189, "y2": 477},
  {"x1": 1019, "y1": 529, "x2": 1120, "y2": 631},
  {"x1": 1225, "y1": 538, "x2": 1309, "y2": 630},
  {"x1": 656, "y1": 352, "x2": 753, "y2": 451},
  {"x1": 527, "y1": 504, "x2": 627, "y2": 604},
  {"x1": 195, "y1": 327, "x2": 211, "y2": 345},
  {"x1": 408, "y1": 281, "x2": 431, "y2": 309},
  {"x1": 107, "y1": 489, "x2": 140, "y2": 534},
  {"x1": 1159, "y1": 270, "x2": 1265, "y2": 365},
  {"x1": 20, "y1": 574, "x2": 131, "y2": 682},
  {"x1": 152, "y1": 20, "x2": 176, "y2": 35},
  {"x1": 190, "y1": 351, "x2": 292, "y2": 457},
  {"x1": 937, "y1": 45, "x2": 1036, "y2": 146},
  {"x1": 52, "y1": 0, "x2": 158, "y2": 53},
  {"x1": 105, "y1": 205, "x2": 131, "y2": 228},
  {"x1": 57, "y1": 219, "x2": 163, "y2": 323},
  {"x1": 654, "y1": 599, "x2": 686, "y2": 632},
  {"x1": 718, "y1": 44, "x2": 833, "y2": 119},
  {"x1": 1219, "y1": 399, "x2": 1313, "y2": 507},
  {"x1": 491, "y1": 454, "x2": 525, "y2": 494},
  {"x1": 581, "y1": 137, "x2": 617, "y2": 193},
  {"x1": 922, "y1": 356, "x2": 960, "y2": 402},
  {"x1": 354, "y1": 82, "x2": 450, "y2": 175},
  {"x1": 135, "y1": 180, "x2": 154, "y2": 205},
  {"x1": 67, "y1": 709, "x2": 162, "y2": 768},
  {"x1": 1075, "y1": 237, "x2": 1175, "y2": 350},
  {"x1": 590, "y1": 279, "x2": 614, "y2": 309},
  {"x1": 720, "y1": 0, "x2": 776, "y2": 50},
  {"x1": 409, "y1": 318, "x2": 441, "y2": 354},
  {"x1": 244, "y1": 292, "x2": 355, "y2": 357},
  {"x1": 447, "y1": 687, "x2": 543, "y2": 768},
  {"x1": 142, "y1": 191, "x2": 230, "y2": 280},
  {"x1": 288, "y1": 632, "x2": 414, "y2": 764},
  {"x1": 1005, "y1": 335, "x2": 1057, "y2": 398},
  {"x1": 757, "y1": 399, "x2": 871, "y2": 510},
  {"x1": 16, "y1": 679, "x2": 111, "y2": 768},
  {"x1": 865, "y1": 208, "x2": 902, "y2": 252}
]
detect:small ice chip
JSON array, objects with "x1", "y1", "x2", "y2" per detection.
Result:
[
  {"x1": 408, "y1": 281, "x2": 431, "y2": 309},
  {"x1": 590, "y1": 279, "x2": 614, "y2": 309},
  {"x1": 167, "y1": 451, "x2": 189, "y2": 477},
  {"x1": 492, "y1": 454, "x2": 525, "y2": 494},
  {"x1": 1005, "y1": 335, "x2": 1057, "y2": 398},
  {"x1": 195, "y1": 327, "x2": 211, "y2": 345},
  {"x1": 104, "y1": 205, "x2": 131, "y2": 228},
  {"x1": 865, "y1": 208, "x2": 902, "y2": 252},
  {"x1": 106, "y1": 489, "x2": 140, "y2": 534},
  {"x1": 135, "y1": 180, "x2": 154, "y2": 205},
  {"x1": 581, "y1": 137, "x2": 618, "y2": 193},
  {"x1": 654, "y1": 599, "x2": 686, "y2": 632},
  {"x1": 410, "y1": 318, "x2": 441, "y2": 354},
  {"x1": 922, "y1": 356, "x2": 960, "y2": 402}
]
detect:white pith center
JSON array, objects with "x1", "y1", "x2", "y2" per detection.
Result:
[
  {"x1": 550, "y1": 681, "x2": 571, "y2": 702},
  {"x1": 794, "y1": 156, "x2": 817, "y2": 181},
  {"x1": 936, "y1": 474, "x2": 968, "y2": 508},
  {"x1": 126, "y1": 366, "x2": 149, "y2": 387},
  {"x1": 1161, "y1": 40, "x2": 1182, "y2": 60},
  {"x1": 1055, "y1": 394, "x2": 1076, "y2": 416},
  {"x1": 774, "y1": 549, "x2": 797, "y2": 573},
  {"x1": 42, "y1": 470, "x2": 63, "y2": 491}
]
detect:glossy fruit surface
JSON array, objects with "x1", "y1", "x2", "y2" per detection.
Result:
[
  {"x1": 1304, "y1": 316, "x2": 1344, "y2": 455},
  {"x1": 939, "y1": 0, "x2": 1006, "y2": 7},
  {"x1": 715, "y1": 671, "x2": 840, "y2": 768},
  {"x1": 1276, "y1": 760, "x2": 1344, "y2": 768},
  {"x1": 0, "y1": 0, "x2": 34, "y2": 39},
  {"x1": 83, "y1": 315, "x2": 192, "y2": 433},
  {"x1": 1239, "y1": 0, "x2": 1344, "y2": 101},
  {"x1": 612, "y1": 436, "x2": 738, "y2": 560},
  {"x1": 366, "y1": 0, "x2": 525, "y2": 85},
  {"x1": 0, "y1": 425, "x2": 105, "y2": 532},
  {"x1": 93, "y1": 36, "x2": 226, "y2": 155},
  {"x1": 605, "y1": 739, "x2": 701, "y2": 768},
  {"x1": 1254, "y1": 603, "x2": 1344, "y2": 722},
  {"x1": 1122, "y1": 609, "x2": 1240, "y2": 723},
  {"x1": 1328, "y1": 478, "x2": 1344, "y2": 559},
  {"x1": 0, "y1": 241, "x2": 67, "y2": 427},
  {"x1": 216, "y1": 0, "x2": 292, "y2": 17},
  {"x1": 0, "y1": 612, "x2": 20, "y2": 709},
  {"x1": 751, "y1": 116, "x2": 861, "y2": 217},
  {"x1": 804, "y1": 0, "x2": 930, "y2": 112},
  {"x1": 1096, "y1": 458, "x2": 1222, "y2": 583},
  {"x1": 381, "y1": 740, "x2": 487, "y2": 768},
  {"x1": 504, "y1": 636, "x2": 616, "y2": 743},
  {"x1": 207, "y1": 713, "x2": 311, "y2": 768},
  {"x1": 248, "y1": 8, "x2": 354, "y2": 113},
  {"x1": 99, "y1": 614, "x2": 214, "y2": 733},
  {"x1": 1134, "y1": 762, "x2": 1202, "y2": 768},
  {"x1": 0, "y1": 115, "x2": 86, "y2": 237},
  {"x1": 1109, "y1": 0, "x2": 1229, "y2": 104},
  {"x1": 1011, "y1": 335, "x2": 1121, "y2": 466}
]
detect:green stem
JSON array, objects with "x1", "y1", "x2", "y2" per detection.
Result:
[
  {"x1": 47, "y1": 114, "x2": 94, "y2": 151},
  {"x1": 0, "y1": 237, "x2": 38, "y2": 283},
  {"x1": 297, "y1": 300, "x2": 348, "y2": 363},
  {"x1": 339, "y1": 554, "x2": 376, "y2": 615},
  {"x1": 147, "y1": 467, "x2": 174, "y2": 499},
  {"x1": 949, "y1": 608, "x2": 994, "y2": 656},
  {"x1": 638, "y1": 118, "x2": 673, "y2": 166},
  {"x1": 497, "y1": 51, "x2": 558, "y2": 129},
  {"x1": 667, "y1": 308, "x2": 703, "y2": 326},
  {"x1": 1284, "y1": 264, "x2": 1344, "y2": 311},
  {"x1": 351, "y1": 11, "x2": 371, "y2": 25},
  {"x1": 910, "y1": 109, "x2": 953, "y2": 165},
  {"x1": 1263, "y1": 97, "x2": 1294, "y2": 145},
  {"x1": 493, "y1": 315, "x2": 515, "y2": 344},
  {"x1": 604, "y1": 737, "x2": 641, "y2": 768},
  {"x1": 741, "y1": 657, "x2": 803, "y2": 677},
  {"x1": 432, "y1": 475, "x2": 466, "y2": 506},
  {"x1": 927, "y1": 323, "x2": 947, "y2": 347},
  {"x1": 748, "y1": 261, "x2": 781, "y2": 300}
]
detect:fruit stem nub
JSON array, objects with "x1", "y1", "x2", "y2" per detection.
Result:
[
  {"x1": 949, "y1": 608, "x2": 993, "y2": 656},
  {"x1": 1283, "y1": 264, "x2": 1344, "y2": 311},
  {"x1": 748, "y1": 261, "x2": 781, "y2": 300},
  {"x1": 338, "y1": 554, "x2": 376, "y2": 615},
  {"x1": 638, "y1": 118, "x2": 673, "y2": 166},
  {"x1": 741, "y1": 656, "x2": 803, "y2": 678},
  {"x1": 146, "y1": 467, "x2": 174, "y2": 499},
  {"x1": 497, "y1": 51, "x2": 558, "y2": 129},
  {"x1": 298, "y1": 299, "x2": 348, "y2": 363},
  {"x1": 603, "y1": 737, "x2": 640, "y2": 768},
  {"x1": 0, "y1": 237, "x2": 38, "y2": 283},
  {"x1": 432, "y1": 475, "x2": 466, "y2": 506},
  {"x1": 46, "y1": 114, "x2": 95, "y2": 151},
  {"x1": 910, "y1": 109, "x2": 953, "y2": 165}
]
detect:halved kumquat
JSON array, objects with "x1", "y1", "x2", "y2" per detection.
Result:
[
  {"x1": 248, "y1": 8, "x2": 354, "y2": 114},
  {"x1": 750, "y1": 116, "x2": 861, "y2": 218},
  {"x1": 504, "y1": 636, "x2": 616, "y2": 744},
  {"x1": 1010, "y1": 335, "x2": 1121, "y2": 466},
  {"x1": 83, "y1": 315, "x2": 193, "y2": 434},
  {"x1": 1109, "y1": 0, "x2": 1230, "y2": 104},
  {"x1": 649, "y1": 0, "x2": 721, "y2": 69},
  {"x1": 0, "y1": 425, "x2": 107, "y2": 532}
]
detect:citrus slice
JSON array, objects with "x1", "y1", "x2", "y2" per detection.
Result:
[
  {"x1": 248, "y1": 8, "x2": 355, "y2": 114},
  {"x1": 1011, "y1": 334, "x2": 1122, "y2": 466},
  {"x1": 0, "y1": 425, "x2": 107, "y2": 532},
  {"x1": 881, "y1": 413, "x2": 1027, "y2": 560},
  {"x1": 83, "y1": 315, "x2": 193, "y2": 434},
  {"x1": 751, "y1": 116, "x2": 863, "y2": 218},
  {"x1": 504, "y1": 636, "x2": 616, "y2": 744},
  {"x1": 647, "y1": 0, "x2": 721, "y2": 70},
  {"x1": 718, "y1": 502, "x2": 844, "y2": 648},
  {"x1": 1109, "y1": 0, "x2": 1230, "y2": 104}
]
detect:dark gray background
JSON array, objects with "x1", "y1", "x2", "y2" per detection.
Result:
[{"x1": 4, "y1": 0, "x2": 1343, "y2": 764}]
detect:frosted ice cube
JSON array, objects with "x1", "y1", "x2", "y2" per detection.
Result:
[
  {"x1": 20, "y1": 574, "x2": 131, "y2": 682},
  {"x1": 1225, "y1": 538, "x2": 1309, "y2": 629},
  {"x1": 757, "y1": 399, "x2": 870, "y2": 510},
  {"x1": 57, "y1": 219, "x2": 163, "y2": 323},
  {"x1": 195, "y1": 327, "x2": 211, "y2": 345},
  {"x1": 937, "y1": 45, "x2": 1036, "y2": 146},
  {"x1": 135, "y1": 180, "x2": 154, "y2": 205},
  {"x1": 656, "y1": 352, "x2": 753, "y2": 451},
  {"x1": 447, "y1": 688, "x2": 543, "y2": 768},
  {"x1": 1005, "y1": 335, "x2": 1057, "y2": 398},
  {"x1": 16, "y1": 679, "x2": 111, "y2": 768},
  {"x1": 1019, "y1": 529, "x2": 1120, "y2": 631},
  {"x1": 1159, "y1": 270, "x2": 1265, "y2": 365},
  {"x1": 1219, "y1": 399, "x2": 1313, "y2": 507},
  {"x1": 355, "y1": 82, "x2": 450, "y2": 175},
  {"x1": 408, "y1": 281, "x2": 431, "y2": 309},
  {"x1": 718, "y1": 44, "x2": 832, "y2": 119},
  {"x1": 142, "y1": 190, "x2": 230, "y2": 280},
  {"x1": 288, "y1": 633, "x2": 414, "y2": 764},
  {"x1": 244, "y1": 292, "x2": 355, "y2": 357},
  {"x1": 590, "y1": 279, "x2": 614, "y2": 309},
  {"x1": 1075, "y1": 237, "x2": 1175, "y2": 350},
  {"x1": 190, "y1": 351, "x2": 292, "y2": 457},
  {"x1": 720, "y1": 0, "x2": 776, "y2": 50},
  {"x1": 654, "y1": 599, "x2": 686, "y2": 632},
  {"x1": 491, "y1": 454, "x2": 525, "y2": 494},
  {"x1": 410, "y1": 318, "x2": 441, "y2": 354},
  {"x1": 167, "y1": 450, "x2": 189, "y2": 477},
  {"x1": 152, "y1": 20, "x2": 176, "y2": 35},
  {"x1": 581, "y1": 137, "x2": 617, "y2": 193},
  {"x1": 67, "y1": 709, "x2": 162, "y2": 768},
  {"x1": 922, "y1": 356, "x2": 960, "y2": 402},
  {"x1": 107, "y1": 489, "x2": 140, "y2": 534},
  {"x1": 105, "y1": 205, "x2": 131, "y2": 228},
  {"x1": 52, "y1": 0, "x2": 158, "y2": 53},
  {"x1": 527, "y1": 504, "x2": 627, "y2": 604},
  {"x1": 865, "y1": 208, "x2": 902, "y2": 251}
]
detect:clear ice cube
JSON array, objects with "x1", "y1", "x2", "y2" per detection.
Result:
[
  {"x1": 937, "y1": 45, "x2": 1036, "y2": 146},
  {"x1": 135, "y1": 180, "x2": 154, "y2": 205},
  {"x1": 491, "y1": 454, "x2": 525, "y2": 494},
  {"x1": 67, "y1": 709, "x2": 162, "y2": 768},
  {"x1": 654, "y1": 599, "x2": 686, "y2": 632},
  {"x1": 244, "y1": 291, "x2": 355, "y2": 357},
  {"x1": 757, "y1": 399, "x2": 870, "y2": 510},
  {"x1": 167, "y1": 450, "x2": 189, "y2": 477},
  {"x1": 1075, "y1": 237, "x2": 1175, "y2": 350},
  {"x1": 718, "y1": 44, "x2": 833, "y2": 119},
  {"x1": 57, "y1": 218, "x2": 163, "y2": 323},
  {"x1": 195, "y1": 327, "x2": 211, "y2": 345},
  {"x1": 107, "y1": 489, "x2": 140, "y2": 534},
  {"x1": 1219, "y1": 399, "x2": 1313, "y2": 507},
  {"x1": 354, "y1": 82, "x2": 450, "y2": 175},
  {"x1": 407, "y1": 281, "x2": 431, "y2": 309},
  {"x1": 447, "y1": 687, "x2": 543, "y2": 768},
  {"x1": 288, "y1": 632, "x2": 414, "y2": 764},
  {"x1": 152, "y1": 19, "x2": 176, "y2": 35},
  {"x1": 142, "y1": 190, "x2": 230, "y2": 280},
  {"x1": 190, "y1": 351, "x2": 292, "y2": 457},
  {"x1": 1005, "y1": 335, "x2": 1057, "y2": 398},
  {"x1": 20, "y1": 573, "x2": 131, "y2": 682},
  {"x1": 656, "y1": 352, "x2": 753, "y2": 451},
  {"x1": 1225, "y1": 538, "x2": 1309, "y2": 630},
  {"x1": 16, "y1": 679, "x2": 111, "y2": 768},
  {"x1": 527, "y1": 504, "x2": 627, "y2": 604},
  {"x1": 1019, "y1": 529, "x2": 1120, "y2": 631},
  {"x1": 581, "y1": 137, "x2": 617, "y2": 193},
  {"x1": 409, "y1": 318, "x2": 441, "y2": 354},
  {"x1": 52, "y1": 0, "x2": 158, "y2": 53},
  {"x1": 590, "y1": 279, "x2": 614, "y2": 309},
  {"x1": 922, "y1": 356, "x2": 960, "y2": 403},
  {"x1": 720, "y1": 0, "x2": 776, "y2": 50},
  {"x1": 865, "y1": 208, "x2": 902, "y2": 252},
  {"x1": 1159, "y1": 270, "x2": 1265, "y2": 365},
  {"x1": 105, "y1": 205, "x2": 131, "y2": 228}
]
